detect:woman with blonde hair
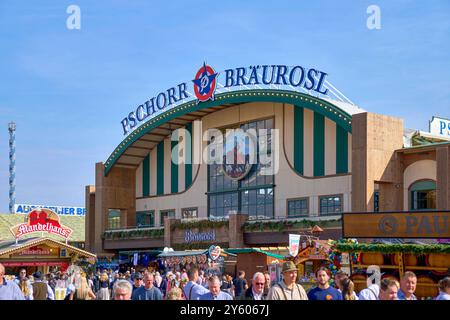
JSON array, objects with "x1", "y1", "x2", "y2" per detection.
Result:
[
  {"x1": 166, "y1": 287, "x2": 183, "y2": 300},
  {"x1": 70, "y1": 276, "x2": 96, "y2": 300},
  {"x1": 96, "y1": 272, "x2": 110, "y2": 300},
  {"x1": 19, "y1": 278, "x2": 33, "y2": 300},
  {"x1": 341, "y1": 278, "x2": 357, "y2": 300}
]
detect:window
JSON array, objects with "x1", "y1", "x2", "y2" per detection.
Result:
[
  {"x1": 374, "y1": 191, "x2": 379, "y2": 212},
  {"x1": 207, "y1": 118, "x2": 275, "y2": 219},
  {"x1": 107, "y1": 209, "x2": 121, "y2": 230},
  {"x1": 410, "y1": 180, "x2": 436, "y2": 211},
  {"x1": 182, "y1": 207, "x2": 198, "y2": 219},
  {"x1": 160, "y1": 209, "x2": 175, "y2": 226},
  {"x1": 319, "y1": 195, "x2": 342, "y2": 215},
  {"x1": 287, "y1": 198, "x2": 309, "y2": 217},
  {"x1": 241, "y1": 188, "x2": 274, "y2": 219},
  {"x1": 136, "y1": 211, "x2": 154, "y2": 227}
]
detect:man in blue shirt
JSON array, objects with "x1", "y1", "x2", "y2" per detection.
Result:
[
  {"x1": 131, "y1": 273, "x2": 163, "y2": 300},
  {"x1": 184, "y1": 267, "x2": 209, "y2": 300},
  {"x1": 0, "y1": 263, "x2": 24, "y2": 300},
  {"x1": 397, "y1": 271, "x2": 417, "y2": 300},
  {"x1": 200, "y1": 276, "x2": 233, "y2": 300},
  {"x1": 307, "y1": 267, "x2": 343, "y2": 300}
]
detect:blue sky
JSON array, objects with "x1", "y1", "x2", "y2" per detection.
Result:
[{"x1": 0, "y1": 1, "x2": 449, "y2": 211}]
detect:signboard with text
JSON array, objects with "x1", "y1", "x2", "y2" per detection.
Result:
[
  {"x1": 14, "y1": 204, "x2": 86, "y2": 216},
  {"x1": 10, "y1": 208, "x2": 73, "y2": 240},
  {"x1": 429, "y1": 116, "x2": 450, "y2": 139},
  {"x1": 343, "y1": 211, "x2": 450, "y2": 238}
]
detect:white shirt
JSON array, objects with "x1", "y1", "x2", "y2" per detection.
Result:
[
  {"x1": 337, "y1": 288, "x2": 359, "y2": 300},
  {"x1": 435, "y1": 292, "x2": 450, "y2": 300},
  {"x1": 252, "y1": 288, "x2": 263, "y2": 300}
]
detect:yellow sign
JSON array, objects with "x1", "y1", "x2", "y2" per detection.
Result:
[{"x1": 343, "y1": 211, "x2": 450, "y2": 238}]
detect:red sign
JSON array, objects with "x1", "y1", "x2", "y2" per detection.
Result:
[
  {"x1": 10, "y1": 209, "x2": 73, "y2": 239},
  {"x1": 1, "y1": 261, "x2": 69, "y2": 267},
  {"x1": 19, "y1": 246, "x2": 51, "y2": 256}
]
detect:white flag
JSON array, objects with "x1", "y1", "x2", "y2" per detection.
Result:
[{"x1": 289, "y1": 234, "x2": 301, "y2": 257}]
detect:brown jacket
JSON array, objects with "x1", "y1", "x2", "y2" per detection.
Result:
[
  {"x1": 267, "y1": 281, "x2": 308, "y2": 300},
  {"x1": 32, "y1": 281, "x2": 48, "y2": 300}
]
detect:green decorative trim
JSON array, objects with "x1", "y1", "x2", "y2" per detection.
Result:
[
  {"x1": 104, "y1": 89, "x2": 353, "y2": 176},
  {"x1": 294, "y1": 105, "x2": 304, "y2": 175},
  {"x1": 170, "y1": 220, "x2": 229, "y2": 231},
  {"x1": 157, "y1": 141, "x2": 164, "y2": 195},
  {"x1": 142, "y1": 154, "x2": 150, "y2": 197},
  {"x1": 313, "y1": 112, "x2": 325, "y2": 176},
  {"x1": 171, "y1": 131, "x2": 179, "y2": 193},
  {"x1": 334, "y1": 243, "x2": 450, "y2": 254},
  {"x1": 103, "y1": 228, "x2": 164, "y2": 240},
  {"x1": 336, "y1": 125, "x2": 348, "y2": 174},
  {"x1": 410, "y1": 180, "x2": 436, "y2": 191},
  {"x1": 242, "y1": 218, "x2": 342, "y2": 232},
  {"x1": 185, "y1": 122, "x2": 193, "y2": 189}
]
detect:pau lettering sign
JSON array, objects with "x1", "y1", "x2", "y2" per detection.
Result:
[
  {"x1": 343, "y1": 211, "x2": 450, "y2": 238},
  {"x1": 10, "y1": 208, "x2": 73, "y2": 240},
  {"x1": 429, "y1": 116, "x2": 450, "y2": 139},
  {"x1": 121, "y1": 63, "x2": 329, "y2": 135}
]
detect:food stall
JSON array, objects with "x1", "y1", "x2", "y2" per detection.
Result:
[
  {"x1": 157, "y1": 245, "x2": 236, "y2": 276},
  {"x1": 226, "y1": 247, "x2": 286, "y2": 284},
  {"x1": 329, "y1": 241, "x2": 450, "y2": 299}
]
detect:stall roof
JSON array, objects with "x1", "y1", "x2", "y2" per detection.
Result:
[
  {"x1": 157, "y1": 250, "x2": 206, "y2": 257},
  {"x1": 226, "y1": 248, "x2": 285, "y2": 260},
  {"x1": 119, "y1": 250, "x2": 162, "y2": 255},
  {"x1": 157, "y1": 249, "x2": 237, "y2": 258},
  {"x1": 0, "y1": 237, "x2": 97, "y2": 264}
]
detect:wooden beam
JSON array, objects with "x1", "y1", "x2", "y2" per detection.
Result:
[
  {"x1": 115, "y1": 162, "x2": 139, "y2": 168},
  {"x1": 145, "y1": 132, "x2": 169, "y2": 138},
  {"x1": 139, "y1": 138, "x2": 159, "y2": 143},
  {"x1": 128, "y1": 146, "x2": 151, "y2": 151},
  {"x1": 121, "y1": 154, "x2": 146, "y2": 159}
]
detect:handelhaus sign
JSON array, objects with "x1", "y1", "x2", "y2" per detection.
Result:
[
  {"x1": 10, "y1": 208, "x2": 73, "y2": 240},
  {"x1": 121, "y1": 63, "x2": 329, "y2": 135}
]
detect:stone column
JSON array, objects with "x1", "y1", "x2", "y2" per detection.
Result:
[
  {"x1": 437, "y1": 145, "x2": 450, "y2": 210},
  {"x1": 228, "y1": 213, "x2": 248, "y2": 248},
  {"x1": 165, "y1": 218, "x2": 180, "y2": 248}
]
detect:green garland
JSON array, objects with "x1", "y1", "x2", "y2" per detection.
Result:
[
  {"x1": 242, "y1": 218, "x2": 342, "y2": 232},
  {"x1": 103, "y1": 228, "x2": 164, "y2": 240},
  {"x1": 170, "y1": 220, "x2": 229, "y2": 231},
  {"x1": 335, "y1": 243, "x2": 450, "y2": 254},
  {"x1": 172, "y1": 242, "x2": 229, "y2": 251}
]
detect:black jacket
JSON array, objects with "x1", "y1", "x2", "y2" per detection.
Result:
[{"x1": 242, "y1": 286, "x2": 267, "y2": 300}]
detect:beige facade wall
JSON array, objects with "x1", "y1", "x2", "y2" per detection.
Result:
[
  {"x1": 284, "y1": 104, "x2": 294, "y2": 164},
  {"x1": 136, "y1": 102, "x2": 351, "y2": 219},
  {"x1": 164, "y1": 137, "x2": 171, "y2": 195},
  {"x1": 403, "y1": 159, "x2": 437, "y2": 210},
  {"x1": 177, "y1": 127, "x2": 186, "y2": 193},
  {"x1": 150, "y1": 147, "x2": 157, "y2": 196},
  {"x1": 135, "y1": 162, "x2": 143, "y2": 198},
  {"x1": 303, "y1": 109, "x2": 314, "y2": 177},
  {"x1": 92, "y1": 162, "x2": 136, "y2": 255},
  {"x1": 348, "y1": 134, "x2": 352, "y2": 172},
  {"x1": 325, "y1": 118, "x2": 337, "y2": 175},
  {"x1": 352, "y1": 112, "x2": 404, "y2": 212}
]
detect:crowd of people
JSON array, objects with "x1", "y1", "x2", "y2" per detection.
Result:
[{"x1": 0, "y1": 261, "x2": 449, "y2": 301}]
